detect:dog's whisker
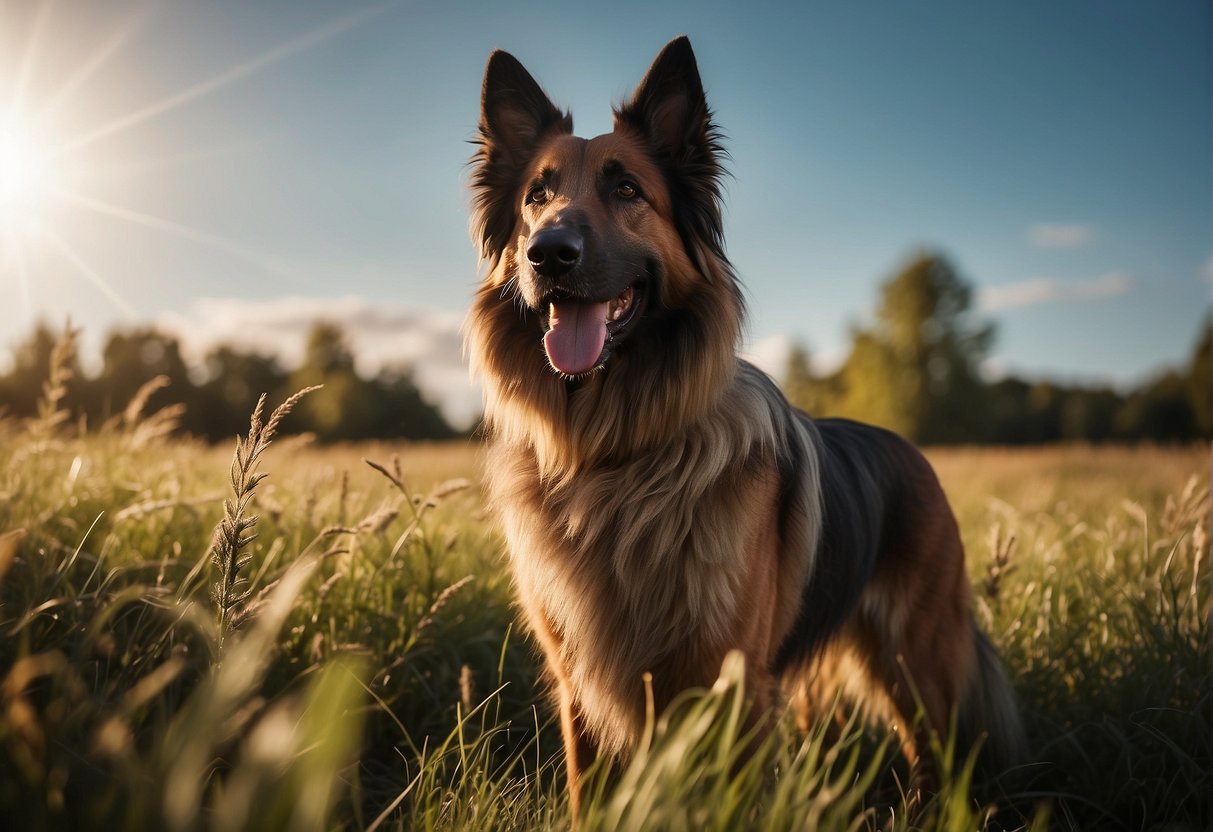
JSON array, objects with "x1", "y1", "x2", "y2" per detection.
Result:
[{"x1": 498, "y1": 275, "x2": 518, "y2": 300}]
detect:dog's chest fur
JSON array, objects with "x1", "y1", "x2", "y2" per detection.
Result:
[{"x1": 486, "y1": 368, "x2": 818, "y2": 754}]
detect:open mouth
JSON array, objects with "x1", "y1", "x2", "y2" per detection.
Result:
[{"x1": 540, "y1": 282, "x2": 644, "y2": 376}]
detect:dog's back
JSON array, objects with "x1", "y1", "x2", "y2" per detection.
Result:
[{"x1": 781, "y1": 416, "x2": 1026, "y2": 771}]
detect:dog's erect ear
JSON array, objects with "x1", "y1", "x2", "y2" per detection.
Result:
[
  {"x1": 615, "y1": 36, "x2": 712, "y2": 165},
  {"x1": 480, "y1": 50, "x2": 571, "y2": 166},
  {"x1": 471, "y1": 52, "x2": 572, "y2": 262},
  {"x1": 615, "y1": 37, "x2": 728, "y2": 277}
]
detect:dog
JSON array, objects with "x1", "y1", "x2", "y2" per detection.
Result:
[{"x1": 465, "y1": 36, "x2": 1025, "y2": 814}]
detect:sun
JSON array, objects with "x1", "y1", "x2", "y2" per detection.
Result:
[
  {"x1": 0, "y1": 115, "x2": 51, "y2": 224},
  {"x1": 0, "y1": 3, "x2": 389, "y2": 325}
]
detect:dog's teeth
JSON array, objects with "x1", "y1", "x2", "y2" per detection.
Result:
[{"x1": 604, "y1": 288, "x2": 634, "y2": 324}]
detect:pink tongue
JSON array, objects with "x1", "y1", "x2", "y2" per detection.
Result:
[{"x1": 544, "y1": 300, "x2": 609, "y2": 375}]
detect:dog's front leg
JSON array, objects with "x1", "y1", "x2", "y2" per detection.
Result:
[
  {"x1": 557, "y1": 679, "x2": 597, "y2": 822},
  {"x1": 516, "y1": 591, "x2": 598, "y2": 823}
]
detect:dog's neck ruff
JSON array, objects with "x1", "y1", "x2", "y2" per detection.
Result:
[
  {"x1": 485, "y1": 349, "x2": 740, "y2": 477},
  {"x1": 468, "y1": 261, "x2": 744, "y2": 476}
]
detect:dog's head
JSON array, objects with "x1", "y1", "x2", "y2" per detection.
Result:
[
  {"x1": 469, "y1": 37, "x2": 738, "y2": 378},
  {"x1": 467, "y1": 38, "x2": 744, "y2": 462}
]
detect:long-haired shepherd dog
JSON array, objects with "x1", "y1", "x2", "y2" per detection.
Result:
[{"x1": 466, "y1": 36, "x2": 1025, "y2": 811}]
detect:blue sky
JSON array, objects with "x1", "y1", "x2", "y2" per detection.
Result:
[{"x1": 0, "y1": 0, "x2": 1208, "y2": 424}]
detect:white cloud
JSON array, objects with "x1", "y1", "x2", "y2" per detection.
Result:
[
  {"x1": 741, "y1": 333, "x2": 793, "y2": 379},
  {"x1": 158, "y1": 295, "x2": 481, "y2": 428},
  {"x1": 977, "y1": 272, "x2": 1133, "y2": 312},
  {"x1": 978, "y1": 355, "x2": 1009, "y2": 383},
  {"x1": 1026, "y1": 223, "x2": 1095, "y2": 249},
  {"x1": 741, "y1": 333, "x2": 844, "y2": 380}
]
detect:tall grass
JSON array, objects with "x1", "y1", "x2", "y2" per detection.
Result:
[
  {"x1": 209, "y1": 387, "x2": 319, "y2": 658},
  {"x1": 0, "y1": 329, "x2": 1207, "y2": 830}
]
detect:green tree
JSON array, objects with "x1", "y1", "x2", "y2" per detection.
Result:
[
  {"x1": 815, "y1": 252, "x2": 994, "y2": 443},
  {"x1": 781, "y1": 342, "x2": 838, "y2": 417},
  {"x1": 987, "y1": 378, "x2": 1033, "y2": 444},
  {"x1": 0, "y1": 322, "x2": 81, "y2": 418},
  {"x1": 1185, "y1": 317, "x2": 1210, "y2": 437},
  {"x1": 192, "y1": 347, "x2": 288, "y2": 440},
  {"x1": 1116, "y1": 371, "x2": 1198, "y2": 442},
  {"x1": 287, "y1": 322, "x2": 455, "y2": 442},
  {"x1": 288, "y1": 323, "x2": 375, "y2": 441},
  {"x1": 368, "y1": 367, "x2": 458, "y2": 440},
  {"x1": 1060, "y1": 387, "x2": 1120, "y2": 443},
  {"x1": 97, "y1": 329, "x2": 191, "y2": 414}
]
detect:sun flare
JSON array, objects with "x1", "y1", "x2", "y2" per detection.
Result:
[
  {"x1": 0, "y1": 2, "x2": 388, "y2": 325},
  {"x1": 0, "y1": 115, "x2": 51, "y2": 223}
]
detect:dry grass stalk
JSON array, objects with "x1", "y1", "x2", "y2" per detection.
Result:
[
  {"x1": 1161, "y1": 475, "x2": 1209, "y2": 544},
  {"x1": 414, "y1": 574, "x2": 474, "y2": 637},
  {"x1": 983, "y1": 523, "x2": 1017, "y2": 601},
  {"x1": 363, "y1": 456, "x2": 408, "y2": 497},
  {"x1": 459, "y1": 664, "x2": 475, "y2": 714},
  {"x1": 428, "y1": 478, "x2": 471, "y2": 502},
  {"x1": 115, "y1": 494, "x2": 223, "y2": 523},
  {"x1": 29, "y1": 322, "x2": 80, "y2": 440},
  {"x1": 121, "y1": 375, "x2": 171, "y2": 428},
  {"x1": 97, "y1": 371, "x2": 183, "y2": 448},
  {"x1": 357, "y1": 504, "x2": 400, "y2": 534},
  {"x1": 210, "y1": 386, "x2": 320, "y2": 657},
  {"x1": 337, "y1": 469, "x2": 349, "y2": 526}
]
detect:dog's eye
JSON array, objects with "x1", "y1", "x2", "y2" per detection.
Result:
[
  {"x1": 526, "y1": 184, "x2": 548, "y2": 205},
  {"x1": 615, "y1": 181, "x2": 639, "y2": 200}
]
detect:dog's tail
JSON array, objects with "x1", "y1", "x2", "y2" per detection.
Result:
[{"x1": 959, "y1": 624, "x2": 1028, "y2": 773}]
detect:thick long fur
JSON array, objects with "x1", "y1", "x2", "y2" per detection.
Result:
[{"x1": 466, "y1": 37, "x2": 1025, "y2": 810}]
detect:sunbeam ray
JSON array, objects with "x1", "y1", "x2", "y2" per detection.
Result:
[
  {"x1": 2, "y1": 229, "x2": 33, "y2": 324},
  {"x1": 35, "y1": 6, "x2": 151, "y2": 123},
  {"x1": 8, "y1": 0, "x2": 56, "y2": 116},
  {"x1": 48, "y1": 2, "x2": 393, "y2": 160},
  {"x1": 80, "y1": 136, "x2": 271, "y2": 181},
  {"x1": 34, "y1": 222, "x2": 137, "y2": 318},
  {"x1": 53, "y1": 187, "x2": 305, "y2": 284}
]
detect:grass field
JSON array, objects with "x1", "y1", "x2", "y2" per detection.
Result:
[{"x1": 0, "y1": 384, "x2": 1208, "y2": 831}]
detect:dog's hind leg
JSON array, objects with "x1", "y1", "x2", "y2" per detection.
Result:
[{"x1": 861, "y1": 493, "x2": 978, "y2": 791}]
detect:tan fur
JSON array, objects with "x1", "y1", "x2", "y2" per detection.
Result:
[{"x1": 479, "y1": 364, "x2": 821, "y2": 760}]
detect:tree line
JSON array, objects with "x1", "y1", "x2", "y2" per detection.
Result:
[
  {"x1": 782, "y1": 251, "x2": 1210, "y2": 444},
  {"x1": 0, "y1": 321, "x2": 457, "y2": 442},
  {"x1": 2, "y1": 258, "x2": 1206, "y2": 446}
]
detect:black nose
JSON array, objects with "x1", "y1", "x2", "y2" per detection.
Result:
[{"x1": 526, "y1": 227, "x2": 582, "y2": 278}]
